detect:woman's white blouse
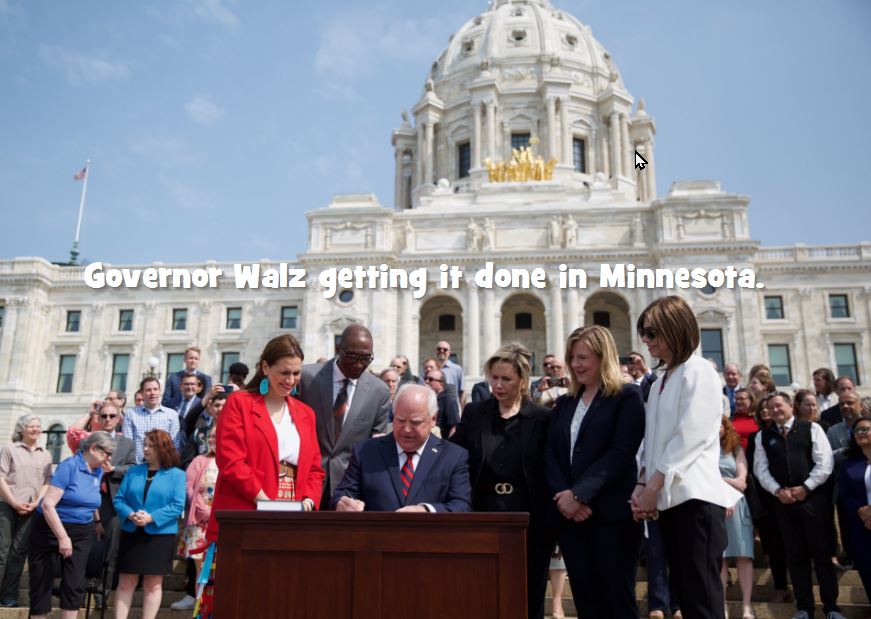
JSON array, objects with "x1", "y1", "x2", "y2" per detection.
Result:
[
  {"x1": 642, "y1": 354, "x2": 743, "y2": 511},
  {"x1": 273, "y1": 402, "x2": 300, "y2": 465}
]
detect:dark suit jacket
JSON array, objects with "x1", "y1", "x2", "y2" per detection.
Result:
[
  {"x1": 299, "y1": 359, "x2": 391, "y2": 495},
  {"x1": 436, "y1": 390, "x2": 461, "y2": 437},
  {"x1": 821, "y1": 404, "x2": 842, "y2": 428},
  {"x1": 639, "y1": 372, "x2": 657, "y2": 403},
  {"x1": 331, "y1": 434, "x2": 472, "y2": 512},
  {"x1": 545, "y1": 383, "x2": 645, "y2": 523},
  {"x1": 471, "y1": 381, "x2": 492, "y2": 403},
  {"x1": 451, "y1": 398, "x2": 551, "y2": 516},
  {"x1": 108, "y1": 435, "x2": 136, "y2": 495},
  {"x1": 162, "y1": 370, "x2": 212, "y2": 409}
]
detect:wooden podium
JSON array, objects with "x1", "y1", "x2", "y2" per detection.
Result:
[{"x1": 214, "y1": 511, "x2": 528, "y2": 618}]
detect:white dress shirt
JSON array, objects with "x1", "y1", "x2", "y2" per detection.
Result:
[{"x1": 752, "y1": 417, "x2": 834, "y2": 496}]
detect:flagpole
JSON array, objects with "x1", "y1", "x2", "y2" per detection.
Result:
[{"x1": 69, "y1": 159, "x2": 90, "y2": 264}]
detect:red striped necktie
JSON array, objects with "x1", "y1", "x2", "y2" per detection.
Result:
[{"x1": 400, "y1": 451, "x2": 415, "y2": 498}]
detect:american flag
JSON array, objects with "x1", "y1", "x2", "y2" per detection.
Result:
[{"x1": 73, "y1": 166, "x2": 87, "y2": 181}]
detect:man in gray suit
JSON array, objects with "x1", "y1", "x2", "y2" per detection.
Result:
[{"x1": 299, "y1": 324, "x2": 391, "y2": 504}]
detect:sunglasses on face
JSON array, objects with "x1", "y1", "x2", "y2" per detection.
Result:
[
  {"x1": 436, "y1": 347, "x2": 449, "y2": 352},
  {"x1": 424, "y1": 376, "x2": 444, "y2": 384},
  {"x1": 341, "y1": 351, "x2": 374, "y2": 365},
  {"x1": 855, "y1": 426, "x2": 871, "y2": 435},
  {"x1": 100, "y1": 414, "x2": 118, "y2": 420},
  {"x1": 638, "y1": 327, "x2": 657, "y2": 340}
]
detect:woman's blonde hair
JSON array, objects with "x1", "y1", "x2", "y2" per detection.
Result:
[
  {"x1": 484, "y1": 343, "x2": 533, "y2": 402},
  {"x1": 564, "y1": 326, "x2": 625, "y2": 398}
]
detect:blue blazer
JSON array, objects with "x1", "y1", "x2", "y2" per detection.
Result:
[
  {"x1": 331, "y1": 434, "x2": 472, "y2": 513},
  {"x1": 545, "y1": 383, "x2": 645, "y2": 524},
  {"x1": 114, "y1": 464, "x2": 186, "y2": 535}
]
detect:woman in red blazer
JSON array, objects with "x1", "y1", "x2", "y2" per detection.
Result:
[{"x1": 198, "y1": 335, "x2": 324, "y2": 617}]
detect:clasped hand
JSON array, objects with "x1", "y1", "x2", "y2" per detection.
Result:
[
  {"x1": 630, "y1": 485, "x2": 658, "y2": 522},
  {"x1": 553, "y1": 490, "x2": 592, "y2": 522},
  {"x1": 128, "y1": 510, "x2": 153, "y2": 527},
  {"x1": 335, "y1": 496, "x2": 365, "y2": 512}
]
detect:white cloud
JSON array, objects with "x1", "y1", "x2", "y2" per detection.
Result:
[
  {"x1": 186, "y1": 0, "x2": 239, "y2": 31},
  {"x1": 39, "y1": 46, "x2": 130, "y2": 86},
  {"x1": 184, "y1": 94, "x2": 225, "y2": 126}
]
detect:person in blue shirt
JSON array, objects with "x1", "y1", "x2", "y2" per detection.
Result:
[
  {"x1": 28, "y1": 431, "x2": 115, "y2": 619},
  {"x1": 113, "y1": 429, "x2": 185, "y2": 619}
]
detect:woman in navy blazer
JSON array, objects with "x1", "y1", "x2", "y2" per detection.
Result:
[
  {"x1": 838, "y1": 417, "x2": 871, "y2": 601},
  {"x1": 544, "y1": 326, "x2": 645, "y2": 619},
  {"x1": 113, "y1": 429, "x2": 185, "y2": 619}
]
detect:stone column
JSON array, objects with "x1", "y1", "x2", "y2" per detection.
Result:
[
  {"x1": 645, "y1": 140, "x2": 657, "y2": 200},
  {"x1": 415, "y1": 123, "x2": 424, "y2": 187},
  {"x1": 466, "y1": 284, "x2": 481, "y2": 375},
  {"x1": 472, "y1": 102, "x2": 482, "y2": 168},
  {"x1": 560, "y1": 98, "x2": 571, "y2": 164},
  {"x1": 548, "y1": 282, "x2": 565, "y2": 355},
  {"x1": 565, "y1": 287, "x2": 581, "y2": 334},
  {"x1": 620, "y1": 114, "x2": 631, "y2": 178},
  {"x1": 394, "y1": 148, "x2": 404, "y2": 209},
  {"x1": 486, "y1": 100, "x2": 496, "y2": 160},
  {"x1": 546, "y1": 96, "x2": 558, "y2": 160},
  {"x1": 609, "y1": 112, "x2": 620, "y2": 177},
  {"x1": 482, "y1": 288, "x2": 497, "y2": 360},
  {"x1": 400, "y1": 290, "x2": 414, "y2": 364},
  {"x1": 588, "y1": 129, "x2": 597, "y2": 176},
  {"x1": 600, "y1": 129, "x2": 610, "y2": 178},
  {"x1": 424, "y1": 122, "x2": 435, "y2": 185},
  {"x1": 0, "y1": 299, "x2": 21, "y2": 385}
]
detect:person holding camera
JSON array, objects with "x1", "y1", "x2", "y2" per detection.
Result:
[{"x1": 533, "y1": 356, "x2": 569, "y2": 409}]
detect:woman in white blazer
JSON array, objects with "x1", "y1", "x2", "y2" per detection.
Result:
[{"x1": 630, "y1": 296, "x2": 742, "y2": 619}]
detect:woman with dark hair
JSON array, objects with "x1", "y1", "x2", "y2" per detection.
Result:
[
  {"x1": 731, "y1": 388, "x2": 758, "y2": 450},
  {"x1": 199, "y1": 334, "x2": 325, "y2": 617},
  {"x1": 28, "y1": 431, "x2": 114, "y2": 619},
  {"x1": 813, "y1": 368, "x2": 838, "y2": 412},
  {"x1": 748, "y1": 373, "x2": 776, "y2": 402},
  {"x1": 719, "y1": 416, "x2": 755, "y2": 619},
  {"x1": 838, "y1": 416, "x2": 871, "y2": 601},
  {"x1": 113, "y1": 429, "x2": 185, "y2": 619},
  {"x1": 794, "y1": 389, "x2": 829, "y2": 431},
  {"x1": 631, "y1": 296, "x2": 741, "y2": 619},
  {"x1": 451, "y1": 343, "x2": 552, "y2": 619},
  {"x1": 545, "y1": 326, "x2": 645, "y2": 619}
]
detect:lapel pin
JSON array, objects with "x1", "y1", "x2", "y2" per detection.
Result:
[{"x1": 431, "y1": 447, "x2": 438, "y2": 453}]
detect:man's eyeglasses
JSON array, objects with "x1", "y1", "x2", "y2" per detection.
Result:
[
  {"x1": 436, "y1": 347, "x2": 449, "y2": 353},
  {"x1": 100, "y1": 414, "x2": 118, "y2": 420},
  {"x1": 638, "y1": 327, "x2": 657, "y2": 340},
  {"x1": 424, "y1": 376, "x2": 444, "y2": 384},
  {"x1": 341, "y1": 351, "x2": 374, "y2": 365}
]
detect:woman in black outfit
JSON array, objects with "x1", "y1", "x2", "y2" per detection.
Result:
[
  {"x1": 545, "y1": 325, "x2": 645, "y2": 619},
  {"x1": 451, "y1": 343, "x2": 553, "y2": 619}
]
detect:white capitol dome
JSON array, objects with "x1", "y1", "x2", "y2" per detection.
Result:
[{"x1": 430, "y1": 0, "x2": 627, "y2": 103}]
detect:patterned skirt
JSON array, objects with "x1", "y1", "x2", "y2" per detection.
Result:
[{"x1": 194, "y1": 480, "x2": 296, "y2": 618}]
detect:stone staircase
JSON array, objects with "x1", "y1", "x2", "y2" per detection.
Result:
[
  {"x1": 4, "y1": 561, "x2": 869, "y2": 618},
  {"x1": 546, "y1": 567, "x2": 870, "y2": 619}
]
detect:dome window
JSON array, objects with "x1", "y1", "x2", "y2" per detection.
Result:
[
  {"x1": 511, "y1": 29, "x2": 527, "y2": 43},
  {"x1": 565, "y1": 34, "x2": 578, "y2": 49},
  {"x1": 513, "y1": 8, "x2": 524, "y2": 17},
  {"x1": 473, "y1": 16, "x2": 483, "y2": 26},
  {"x1": 462, "y1": 39, "x2": 475, "y2": 54}
]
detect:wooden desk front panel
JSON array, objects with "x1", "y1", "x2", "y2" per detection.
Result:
[{"x1": 215, "y1": 512, "x2": 527, "y2": 619}]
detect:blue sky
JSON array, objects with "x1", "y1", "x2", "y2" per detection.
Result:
[{"x1": 1, "y1": 0, "x2": 869, "y2": 265}]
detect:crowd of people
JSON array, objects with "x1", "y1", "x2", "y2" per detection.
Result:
[{"x1": 0, "y1": 300, "x2": 869, "y2": 619}]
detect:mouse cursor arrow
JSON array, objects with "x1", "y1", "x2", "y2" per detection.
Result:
[{"x1": 634, "y1": 150, "x2": 648, "y2": 170}]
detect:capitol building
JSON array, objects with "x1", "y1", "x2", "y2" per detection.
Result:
[{"x1": 1, "y1": 0, "x2": 869, "y2": 458}]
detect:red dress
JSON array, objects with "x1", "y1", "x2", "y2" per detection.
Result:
[{"x1": 731, "y1": 413, "x2": 759, "y2": 451}]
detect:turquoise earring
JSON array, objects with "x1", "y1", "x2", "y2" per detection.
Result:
[{"x1": 259, "y1": 378, "x2": 269, "y2": 395}]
